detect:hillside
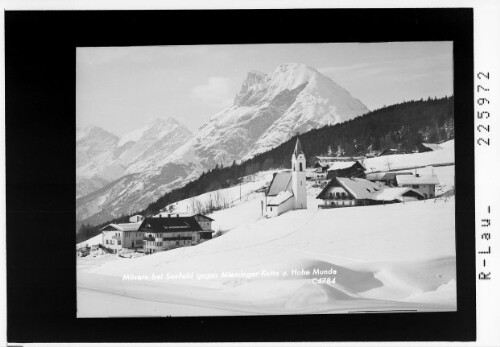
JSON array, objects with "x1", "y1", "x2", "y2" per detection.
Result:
[
  {"x1": 78, "y1": 139, "x2": 456, "y2": 316},
  {"x1": 78, "y1": 195, "x2": 456, "y2": 316}
]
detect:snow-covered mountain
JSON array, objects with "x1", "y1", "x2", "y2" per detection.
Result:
[
  {"x1": 76, "y1": 63, "x2": 369, "y2": 226},
  {"x1": 186, "y1": 63, "x2": 369, "y2": 167},
  {"x1": 76, "y1": 118, "x2": 193, "y2": 198}
]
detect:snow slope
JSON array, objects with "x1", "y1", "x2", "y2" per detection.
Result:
[{"x1": 363, "y1": 140, "x2": 454, "y2": 172}]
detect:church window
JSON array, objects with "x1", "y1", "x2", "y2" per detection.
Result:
[{"x1": 299, "y1": 163, "x2": 303, "y2": 171}]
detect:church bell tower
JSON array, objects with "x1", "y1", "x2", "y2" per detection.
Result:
[{"x1": 291, "y1": 138, "x2": 307, "y2": 210}]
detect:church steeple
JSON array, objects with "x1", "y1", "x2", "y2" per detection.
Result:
[
  {"x1": 293, "y1": 138, "x2": 304, "y2": 158},
  {"x1": 291, "y1": 137, "x2": 307, "y2": 210}
]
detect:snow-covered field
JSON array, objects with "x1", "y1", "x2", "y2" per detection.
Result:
[
  {"x1": 77, "y1": 141, "x2": 455, "y2": 317},
  {"x1": 78, "y1": 196, "x2": 456, "y2": 317}
]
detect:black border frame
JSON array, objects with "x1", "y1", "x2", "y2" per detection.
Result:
[{"x1": 5, "y1": 9, "x2": 475, "y2": 343}]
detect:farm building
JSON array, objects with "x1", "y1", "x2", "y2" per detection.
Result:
[
  {"x1": 140, "y1": 216, "x2": 212, "y2": 254},
  {"x1": 396, "y1": 174, "x2": 440, "y2": 199},
  {"x1": 101, "y1": 222, "x2": 143, "y2": 253},
  {"x1": 316, "y1": 177, "x2": 424, "y2": 208}
]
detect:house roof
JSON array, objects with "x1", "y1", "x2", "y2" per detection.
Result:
[
  {"x1": 317, "y1": 177, "x2": 385, "y2": 200},
  {"x1": 194, "y1": 213, "x2": 215, "y2": 221},
  {"x1": 101, "y1": 222, "x2": 142, "y2": 232},
  {"x1": 266, "y1": 172, "x2": 292, "y2": 196},
  {"x1": 396, "y1": 174, "x2": 440, "y2": 185},
  {"x1": 313, "y1": 155, "x2": 365, "y2": 162},
  {"x1": 336, "y1": 177, "x2": 386, "y2": 199},
  {"x1": 267, "y1": 190, "x2": 294, "y2": 206},
  {"x1": 139, "y1": 217, "x2": 203, "y2": 233},
  {"x1": 293, "y1": 138, "x2": 304, "y2": 158},
  {"x1": 317, "y1": 177, "x2": 423, "y2": 202},
  {"x1": 370, "y1": 187, "x2": 424, "y2": 201},
  {"x1": 327, "y1": 160, "x2": 367, "y2": 171},
  {"x1": 421, "y1": 143, "x2": 443, "y2": 151}
]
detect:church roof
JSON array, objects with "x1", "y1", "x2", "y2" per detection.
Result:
[
  {"x1": 293, "y1": 138, "x2": 304, "y2": 157},
  {"x1": 267, "y1": 190, "x2": 294, "y2": 206}
]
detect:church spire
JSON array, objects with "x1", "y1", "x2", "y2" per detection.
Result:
[{"x1": 293, "y1": 138, "x2": 304, "y2": 158}]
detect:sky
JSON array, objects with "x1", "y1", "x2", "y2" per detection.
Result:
[{"x1": 77, "y1": 42, "x2": 453, "y2": 136}]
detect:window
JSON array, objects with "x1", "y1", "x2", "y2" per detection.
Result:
[
  {"x1": 299, "y1": 163, "x2": 303, "y2": 171},
  {"x1": 342, "y1": 192, "x2": 347, "y2": 199},
  {"x1": 117, "y1": 241, "x2": 121, "y2": 245},
  {"x1": 412, "y1": 184, "x2": 419, "y2": 189},
  {"x1": 270, "y1": 207, "x2": 273, "y2": 211}
]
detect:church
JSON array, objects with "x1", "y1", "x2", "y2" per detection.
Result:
[{"x1": 264, "y1": 138, "x2": 308, "y2": 217}]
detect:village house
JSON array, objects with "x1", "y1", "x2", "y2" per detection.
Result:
[
  {"x1": 306, "y1": 163, "x2": 328, "y2": 183},
  {"x1": 129, "y1": 214, "x2": 145, "y2": 223},
  {"x1": 316, "y1": 177, "x2": 424, "y2": 208},
  {"x1": 310, "y1": 155, "x2": 364, "y2": 166},
  {"x1": 396, "y1": 173, "x2": 439, "y2": 199},
  {"x1": 264, "y1": 138, "x2": 307, "y2": 217},
  {"x1": 101, "y1": 222, "x2": 143, "y2": 253},
  {"x1": 140, "y1": 215, "x2": 212, "y2": 254},
  {"x1": 366, "y1": 172, "x2": 412, "y2": 187},
  {"x1": 155, "y1": 212, "x2": 214, "y2": 232}
]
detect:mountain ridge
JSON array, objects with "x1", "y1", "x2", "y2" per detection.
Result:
[{"x1": 76, "y1": 62, "x2": 370, "y2": 225}]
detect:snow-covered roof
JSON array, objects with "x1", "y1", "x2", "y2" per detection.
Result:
[
  {"x1": 317, "y1": 177, "x2": 423, "y2": 202},
  {"x1": 267, "y1": 190, "x2": 294, "y2": 206},
  {"x1": 314, "y1": 156, "x2": 364, "y2": 162},
  {"x1": 327, "y1": 161, "x2": 357, "y2": 171},
  {"x1": 366, "y1": 172, "x2": 412, "y2": 181},
  {"x1": 370, "y1": 187, "x2": 423, "y2": 201},
  {"x1": 396, "y1": 174, "x2": 440, "y2": 186},
  {"x1": 421, "y1": 143, "x2": 443, "y2": 151},
  {"x1": 101, "y1": 222, "x2": 142, "y2": 232},
  {"x1": 267, "y1": 172, "x2": 292, "y2": 196},
  {"x1": 336, "y1": 177, "x2": 386, "y2": 199},
  {"x1": 140, "y1": 216, "x2": 203, "y2": 233}
]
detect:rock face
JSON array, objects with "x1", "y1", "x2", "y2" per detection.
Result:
[
  {"x1": 76, "y1": 63, "x2": 369, "y2": 226},
  {"x1": 186, "y1": 63, "x2": 369, "y2": 168}
]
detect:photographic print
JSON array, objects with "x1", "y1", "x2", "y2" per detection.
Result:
[{"x1": 75, "y1": 42, "x2": 456, "y2": 317}]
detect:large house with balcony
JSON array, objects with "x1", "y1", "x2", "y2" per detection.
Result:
[
  {"x1": 101, "y1": 222, "x2": 143, "y2": 253},
  {"x1": 140, "y1": 215, "x2": 212, "y2": 254},
  {"x1": 317, "y1": 177, "x2": 424, "y2": 208}
]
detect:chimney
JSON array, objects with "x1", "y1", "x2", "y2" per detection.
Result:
[{"x1": 176, "y1": 214, "x2": 179, "y2": 218}]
